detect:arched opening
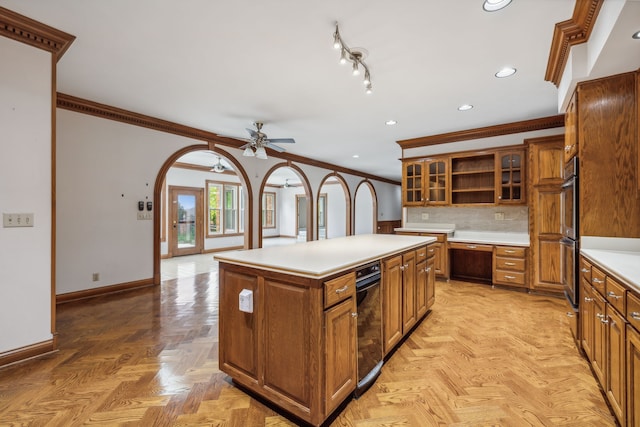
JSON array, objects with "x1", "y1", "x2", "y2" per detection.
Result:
[
  {"x1": 353, "y1": 180, "x2": 378, "y2": 235},
  {"x1": 317, "y1": 173, "x2": 351, "y2": 239},
  {"x1": 259, "y1": 163, "x2": 313, "y2": 247},
  {"x1": 153, "y1": 145, "x2": 252, "y2": 284}
]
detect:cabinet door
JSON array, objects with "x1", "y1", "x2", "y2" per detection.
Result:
[
  {"x1": 580, "y1": 282, "x2": 594, "y2": 361},
  {"x1": 592, "y1": 291, "x2": 607, "y2": 386},
  {"x1": 383, "y1": 255, "x2": 403, "y2": 354},
  {"x1": 627, "y1": 324, "x2": 640, "y2": 427},
  {"x1": 426, "y1": 255, "x2": 435, "y2": 310},
  {"x1": 606, "y1": 306, "x2": 626, "y2": 425},
  {"x1": 496, "y1": 151, "x2": 525, "y2": 204},
  {"x1": 324, "y1": 296, "x2": 357, "y2": 415},
  {"x1": 564, "y1": 90, "x2": 578, "y2": 164},
  {"x1": 416, "y1": 259, "x2": 427, "y2": 319},
  {"x1": 425, "y1": 159, "x2": 448, "y2": 205},
  {"x1": 402, "y1": 251, "x2": 417, "y2": 333},
  {"x1": 403, "y1": 161, "x2": 424, "y2": 206}
]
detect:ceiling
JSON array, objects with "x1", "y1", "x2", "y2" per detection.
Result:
[{"x1": 3, "y1": 0, "x2": 639, "y2": 182}]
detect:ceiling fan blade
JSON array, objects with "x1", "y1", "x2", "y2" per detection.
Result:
[
  {"x1": 264, "y1": 142, "x2": 287, "y2": 153},
  {"x1": 239, "y1": 142, "x2": 254, "y2": 149},
  {"x1": 246, "y1": 128, "x2": 258, "y2": 138},
  {"x1": 265, "y1": 138, "x2": 295, "y2": 144}
]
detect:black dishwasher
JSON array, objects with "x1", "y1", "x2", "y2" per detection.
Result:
[{"x1": 354, "y1": 261, "x2": 382, "y2": 397}]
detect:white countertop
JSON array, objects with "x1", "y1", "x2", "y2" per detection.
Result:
[
  {"x1": 580, "y1": 237, "x2": 640, "y2": 293},
  {"x1": 395, "y1": 223, "x2": 456, "y2": 235},
  {"x1": 214, "y1": 234, "x2": 436, "y2": 279},
  {"x1": 449, "y1": 231, "x2": 530, "y2": 247}
]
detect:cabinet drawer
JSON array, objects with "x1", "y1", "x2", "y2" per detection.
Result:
[
  {"x1": 627, "y1": 292, "x2": 640, "y2": 330},
  {"x1": 494, "y1": 270, "x2": 525, "y2": 286},
  {"x1": 421, "y1": 233, "x2": 446, "y2": 243},
  {"x1": 495, "y1": 246, "x2": 526, "y2": 258},
  {"x1": 580, "y1": 257, "x2": 592, "y2": 283},
  {"x1": 591, "y1": 266, "x2": 606, "y2": 296},
  {"x1": 416, "y1": 246, "x2": 428, "y2": 261},
  {"x1": 324, "y1": 273, "x2": 355, "y2": 308},
  {"x1": 605, "y1": 276, "x2": 626, "y2": 315},
  {"x1": 449, "y1": 242, "x2": 493, "y2": 252},
  {"x1": 495, "y1": 256, "x2": 525, "y2": 272}
]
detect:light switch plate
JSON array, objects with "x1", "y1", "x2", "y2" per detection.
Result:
[{"x1": 3, "y1": 213, "x2": 34, "y2": 227}]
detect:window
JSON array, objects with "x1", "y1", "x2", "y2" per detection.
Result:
[
  {"x1": 262, "y1": 192, "x2": 276, "y2": 229},
  {"x1": 207, "y1": 180, "x2": 242, "y2": 236}
]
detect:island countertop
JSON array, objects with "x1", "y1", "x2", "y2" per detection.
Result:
[{"x1": 214, "y1": 233, "x2": 436, "y2": 279}]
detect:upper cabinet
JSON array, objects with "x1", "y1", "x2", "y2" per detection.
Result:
[
  {"x1": 564, "y1": 90, "x2": 578, "y2": 165},
  {"x1": 425, "y1": 159, "x2": 449, "y2": 205},
  {"x1": 402, "y1": 146, "x2": 527, "y2": 207},
  {"x1": 496, "y1": 150, "x2": 525, "y2": 204},
  {"x1": 450, "y1": 153, "x2": 495, "y2": 205}
]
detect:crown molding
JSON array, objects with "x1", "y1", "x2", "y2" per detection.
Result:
[
  {"x1": 56, "y1": 93, "x2": 400, "y2": 186},
  {"x1": 396, "y1": 114, "x2": 565, "y2": 150},
  {"x1": 0, "y1": 6, "x2": 75, "y2": 60},
  {"x1": 544, "y1": 0, "x2": 604, "y2": 86}
]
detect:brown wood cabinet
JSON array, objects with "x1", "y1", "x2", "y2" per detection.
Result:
[
  {"x1": 449, "y1": 242, "x2": 493, "y2": 283},
  {"x1": 527, "y1": 135, "x2": 563, "y2": 295},
  {"x1": 396, "y1": 231, "x2": 448, "y2": 280},
  {"x1": 576, "y1": 72, "x2": 640, "y2": 238},
  {"x1": 492, "y1": 245, "x2": 527, "y2": 288},
  {"x1": 564, "y1": 90, "x2": 578, "y2": 164},
  {"x1": 403, "y1": 160, "x2": 425, "y2": 206},
  {"x1": 382, "y1": 245, "x2": 434, "y2": 356},
  {"x1": 425, "y1": 158, "x2": 449, "y2": 204},
  {"x1": 496, "y1": 150, "x2": 525, "y2": 204},
  {"x1": 376, "y1": 220, "x2": 401, "y2": 234},
  {"x1": 450, "y1": 153, "x2": 495, "y2": 205},
  {"x1": 578, "y1": 255, "x2": 637, "y2": 426}
]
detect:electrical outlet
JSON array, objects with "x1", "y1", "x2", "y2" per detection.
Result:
[
  {"x1": 92, "y1": 273, "x2": 99, "y2": 281},
  {"x1": 421, "y1": 213, "x2": 429, "y2": 220},
  {"x1": 494, "y1": 212, "x2": 505, "y2": 220}
]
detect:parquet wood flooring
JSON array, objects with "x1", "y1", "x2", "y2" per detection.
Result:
[{"x1": 0, "y1": 273, "x2": 615, "y2": 426}]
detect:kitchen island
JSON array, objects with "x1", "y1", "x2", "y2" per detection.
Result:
[{"x1": 214, "y1": 234, "x2": 435, "y2": 426}]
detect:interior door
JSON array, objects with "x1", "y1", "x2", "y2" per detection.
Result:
[{"x1": 169, "y1": 186, "x2": 204, "y2": 257}]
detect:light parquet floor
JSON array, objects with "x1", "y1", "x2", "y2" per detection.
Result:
[{"x1": 0, "y1": 272, "x2": 615, "y2": 426}]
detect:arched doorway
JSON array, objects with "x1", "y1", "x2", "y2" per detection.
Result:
[
  {"x1": 153, "y1": 145, "x2": 252, "y2": 284},
  {"x1": 259, "y1": 163, "x2": 313, "y2": 247},
  {"x1": 317, "y1": 173, "x2": 351, "y2": 239},
  {"x1": 354, "y1": 180, "x2": 378, "y2": 235}
]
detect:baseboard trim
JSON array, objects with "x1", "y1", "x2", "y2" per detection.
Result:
[
  {"x1": 56, "y1": 278, "x2": 155, "y2": 304},
  {"x1": 0, "y1": 339, "x2": 56, "y2": 369}
]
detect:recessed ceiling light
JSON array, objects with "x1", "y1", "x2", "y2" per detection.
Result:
[
  {"x1": 633, "y1": 31, "x2": 640, "y2": 39},
  {"x1": 352, "y1": 154, "x2": 360, "y2": 159},
  {"x1": 495, "y1": 67, "x2": 517, "y2": 78},
  {"x1": 385, "y1": 120, "x2": 397, "y2": 126},
  {"x1": 483, "y1": 0, "x2": 512, "y2": 12},
  {"x1": 458, "y1": 104, "x2": 473, "y2": 111}
]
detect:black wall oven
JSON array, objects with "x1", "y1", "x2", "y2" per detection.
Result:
[{"x1": 561, "y1": 157, "x2": 579, "y2": 307}]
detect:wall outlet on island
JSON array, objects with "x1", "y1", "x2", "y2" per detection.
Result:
[
  {"x1": 421, "y1": 213, "x2": 429, "y2": 220},
  {"x1": 494, "y1": 212, "x2": 505, "y2": 221}
]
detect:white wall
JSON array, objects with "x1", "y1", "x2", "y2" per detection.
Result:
[
  {"x1": 55, "y1": 110, "x2": 401, "y2": 295},
  {"x1": 0, "y1": 37, "x2": 53, "y2": 353},
  {"x1": 354, "y1": 184, "x2": 375, "y2": 235},
  {"x1": 320, "y1": 183, "x2": 347, "y2": 239}
]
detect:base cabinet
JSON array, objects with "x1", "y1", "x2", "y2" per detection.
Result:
[{"x1": 627, "y1": 324, "x2": 640, "y2": 427}]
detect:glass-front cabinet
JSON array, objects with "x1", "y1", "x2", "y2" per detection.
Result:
[
  {"x1": 403, "y1": 161, "x2": 424, "y2": 206},
  {"x1": 425, "y1": 159, "x2": 448, "y2": 205},
  {"x1": 496, "y1": 150, "x2": 525, "y2": 204}
]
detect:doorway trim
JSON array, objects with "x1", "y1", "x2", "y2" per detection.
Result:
[{"x1": 168, "y1": 185, "x2": 204, "y2": 257}]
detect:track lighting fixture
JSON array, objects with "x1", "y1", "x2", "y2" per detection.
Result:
[{"x1": 333, "y1": 23, "x2": 372, "y2": 94}]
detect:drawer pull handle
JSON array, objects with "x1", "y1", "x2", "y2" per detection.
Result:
[
  {"x1": 592, "y1": 278, "x2": 604, "y2": 284},
  {"x1": 351, "y1": 312, "x2": 358, "y2": 318},
  {"x1": 600, "y1": 317, "x2": 609, "y2": 324},
  {"x1": 335, "y1": 286, "x2": 349, "y2": 294},
  {"x1": 596, "y1": 313, "x2": 605, "y2": 319},
  {"x1": 504, "y1": 262, "x2": 516, "y2": 266},
  {"x1": 467, "y1": 245, "x2": 477, "y2": 249},
  {"x1": 607, "y1": 291, "x2": 622, "y2": 300},
  {"x1": 426, "y1": 267, "x2": 431, "y2": 273},
  {"x1": 429, "y1": 249, "x2": 434, "y2": 253},
  {"x1": 580, "y1": 268, "x2": 591, "y2": 273},
  {"x1": 400, "y1": 265, "x2": 405, "y2": 271},
  {"x1": 505, "y1": 250, "x2": 515, "y2": 254},
  {"x1": 631, "y1": 312, "x2": 640, "y2": 320},
  {"x1": 584, "y1": 297, "x2": 593, "y2": 302},
  {"x1": 566, "y1": 312, "x2": 574, "y2": 318},
  {"x1": 504, "y1": 275, "x2": 516, "y2": 280}
]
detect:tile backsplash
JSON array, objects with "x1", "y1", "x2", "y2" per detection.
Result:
[{"x1": 405, "y1": 206, "x2": 528, "y2": 233}]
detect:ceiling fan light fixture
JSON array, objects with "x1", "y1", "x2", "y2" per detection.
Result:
[
  {"x1": 351, "y1": 61, "x2": 360, "y2": 76},
  {"x1": 243, "y1": 147, "x2": 255, "y2": 157},
  {"x1": 211, "y1": 156, "x2": 226, "y2": 173},
  {"x1": 483, "y1": 0, "x2": 512, "y2": 12},
  {"x1": 255, "y1": 145, "x2": 268, "y2": 160}
]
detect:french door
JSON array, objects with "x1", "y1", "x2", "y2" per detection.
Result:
[{"x1": 169, "y1": 186, "x2": 204, "y2": 257}]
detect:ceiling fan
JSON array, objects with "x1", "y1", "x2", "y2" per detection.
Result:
[
  {"x1": 210, "y1": 156, "x2": 227, "y2": 173},
  {"x1": 240, "y1": 122, "x2": 295, "y2": 159}
]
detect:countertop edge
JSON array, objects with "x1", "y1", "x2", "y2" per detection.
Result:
[{"x1": 581, "y1": 248, "x2": 640, "y2": 294}]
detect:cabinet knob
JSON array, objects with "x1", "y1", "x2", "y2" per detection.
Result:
[
  {"x1": 600, "y1": 317, "x2": 610, "y2": 325},
  {"x1": 566, "y1": 312, "x2": 574, "y2": 318},
  {"x1": 584, "y1": 297, "x2": 593, "y2": 302},
  {"x1": 565, "y1": 146, "x2": 571, "y2": 152},
  {"x1": 596, "y1": 313, "x2": 605, "y2": 319}
]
